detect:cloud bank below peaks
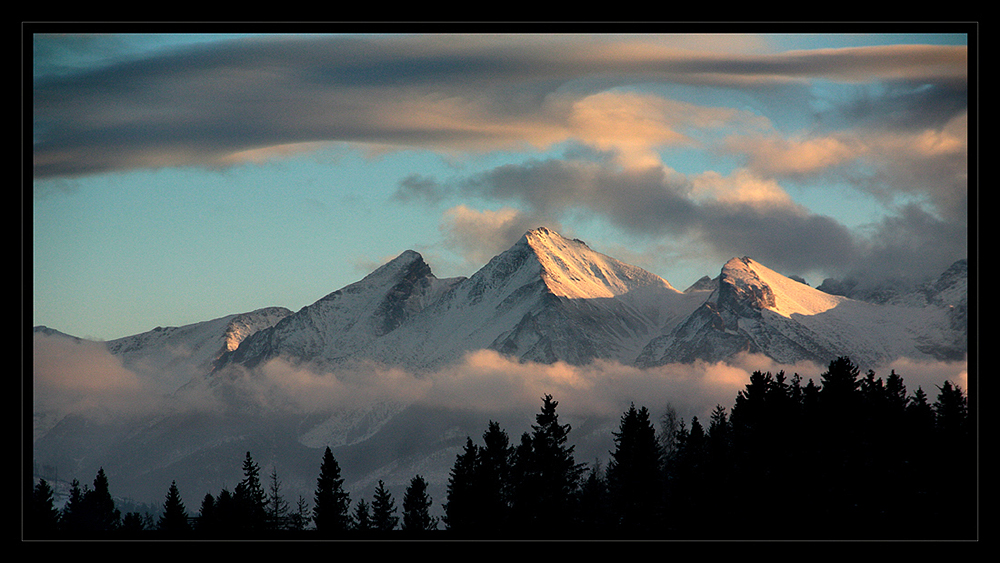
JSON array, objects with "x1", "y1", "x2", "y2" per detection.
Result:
[{"x1": 34, "y1": 328, "x2": 968, "y2": 432}]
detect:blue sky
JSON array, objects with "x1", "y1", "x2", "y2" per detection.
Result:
[{"x1": 30, "y1": 25, "x2": 972, "y2": 341}]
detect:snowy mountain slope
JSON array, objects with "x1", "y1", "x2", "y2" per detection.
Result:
[
  {"x1": 637, "y1": 257, "x2": 966, "y2": 368},
  {"x1": 360, "y1": 227, "x2": 703, "y2": 368},
  {"x1": 102, "y1": 307, "x2": 293, "y2": 391},
  {"x1": 213, "y1": 250, "x2": 465, "y2": 371}
]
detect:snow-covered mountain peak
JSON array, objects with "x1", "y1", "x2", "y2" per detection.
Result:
[
  {"x1": 322, "y1": 249, "x2": 428, "y2": 300},
  {"x1": 717, "y1": 256, "x2": 842, "y2": 318},
  {"x1": 518, "y1": 227, "x2": 677, "y2": 299}
]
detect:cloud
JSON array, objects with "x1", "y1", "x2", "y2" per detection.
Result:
[
  {"x1": 416, "y1": 350, "x2": 760, "y2": 420},
  {"x1": 725, "y1": 133, "x2": 866, "y2": 178},
  {"x1": 250, "y1": 357, "x2": 433, "y2": 413},
  {"x1": 562, "y1": 90, "x2": 766, "y2": 169},
  {"x1": 412, "y1": 139, "x2": 963, "y2": 285},
  {"x1": 33, "y1": 333, "x2": 163, "y2": 421},
  {"x1": 857, "y1": 111, "x2": 969, "y2": 220},
  {"x1": 726, "y1": 111, "x2": 968, "y2": 222},
  {"x1": 194, "y1": 349, "x2": 968, "y2": 426},
  {"x1": 842, "y1": 203, "x2": 969, "y2": 284},
  {"x1": 32, "y1": 34, "x2": 967, "y2": 180},
  {"x1": 695, "y1": 194, "x2": 861, "y2": 274},
  {"x1": 35, "y1": 324, "x2": 968, "y2": 439},
  {"x1": 456, "y1": 158, "x2": 700, "y2": 235},
  {"x1": 690, "y1": 168, "x2": 798, "y2": 208},
  {"x1": 881, "y1": 356, "x2": 969, "y2": 396},
  {"x1": 197, "y1": 350, "x2": 756, "y2": 421},
  {"x1": 750, "y1": 44, "x2": 967, "y2": 84}
]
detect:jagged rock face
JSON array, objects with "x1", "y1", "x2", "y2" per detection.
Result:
[
  {"x1": 490, "y1": 292, "x2": 661, "y2": 365},
  {"x1": 90, "y1": 307, "x2": 294, "y2": 391},
  {"x1": 717, "y1": 257, "x2": 776, "y2": 316},
  {"x1": 373, "y1": 255, "x2": 436, "y2": 336},
  {"x1": 196, "y1": 233, "x2": 966, "y2": 373},
  {"x1": 635, "y1": 300, "x2": 757, "y2": 365}
]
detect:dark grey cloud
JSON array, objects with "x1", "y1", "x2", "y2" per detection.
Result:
[
  {"x1": 845, "y1": 203, "x2": 969, "y2": 284},
  {"x1": 392, "y1": 173, "x2": 451, "y2": 205},
  {"x1": 456, "y1": 158, "x2": 699, "y2": 235},
  {"x1": 696, "y1": 201, "x2": 860, "y2": 274}
]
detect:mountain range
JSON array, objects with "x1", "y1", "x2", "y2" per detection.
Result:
[{"x1": 31, "y1": 227, "x2": 968, "y2": 512}]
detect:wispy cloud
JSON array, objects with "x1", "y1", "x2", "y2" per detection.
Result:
[{"x1": 33, "y1": 34, "x2": 967, "y2": 180}]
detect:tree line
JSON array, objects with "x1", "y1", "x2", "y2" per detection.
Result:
[
  {"x1": 26, "y1": 356, "x2": 974, "y2": 540},
  {"x1": 27, "y1": 446, "x2": 435, "y2": 540}
]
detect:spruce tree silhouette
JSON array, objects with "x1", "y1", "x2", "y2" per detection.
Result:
[
  {"x1": 29, "y1": 479, "x2": 60, "y2": 537},
  {"x1": 510, "y1": 394, "x2": 583, "y2": 535},
  {"x1": 60, "y1": 479, "x2": 85, "y2": 533},
  {"x1": 475, "y1": 421, "x2": 514, "y2": 533},
  {"x1": 932, "y1": 381, "x2": 974, "y2": 536},
  {"x1": 266, "y1": 467, "x2": 290, "y2": 530},
  {"x1": 352, "y1": 499, "x2": 372, "y2": 532},
  {"x1": 32, "y1": 356, "x2": 972, "y2": 540},
  {"x1": 401, "y1": 475, "x2": 438, "y2": 532},
  {"x1": 158, "y1": 481, "x2": 190, "y2": 534},
  {"x1": 577, "y1": 462, "x2": 611, "y2": 534},
  {"x1": 444, "y1": 437, "x2": 479, "y2": 534},
  {"x1": 81, "y1": 468, "x2": 121, "y2": 533},
  {"x1": 213, "y1": 489, "x2": 237, "y2": 536},
  {"x1": 235, "y1": 452, "x2": 268, "y2": 533},
  {"x1": 312, "y1": 446, "x2": 351, "y2": 534},
  {"x1": 607, "y1": 403, "x2": 662, "y2": 534},
  {"x1": 371, "y1": 479, "x2": 399, "y2": 532},
  {"x1": 196, "y1": 493, "x2": 217, "y2": 534}
]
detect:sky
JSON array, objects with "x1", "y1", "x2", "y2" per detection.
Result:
[{"x1": 29, "y1": 24, "x2": 974, "y2": 342}]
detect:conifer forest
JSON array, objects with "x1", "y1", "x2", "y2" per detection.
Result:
[{"x1": 26, "y1": 357, "x2": 976, "y2": 541}]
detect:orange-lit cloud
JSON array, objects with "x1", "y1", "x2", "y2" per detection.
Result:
[
  {"x1": 690, "y1": 168, "x2": 799, "y2": 209},
  {"x1": 566, "y1": 91, "x2": 693, "y2": 169},
  {"x1": 727, "y1": 133, "x2": 866, "y2": 177}
]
